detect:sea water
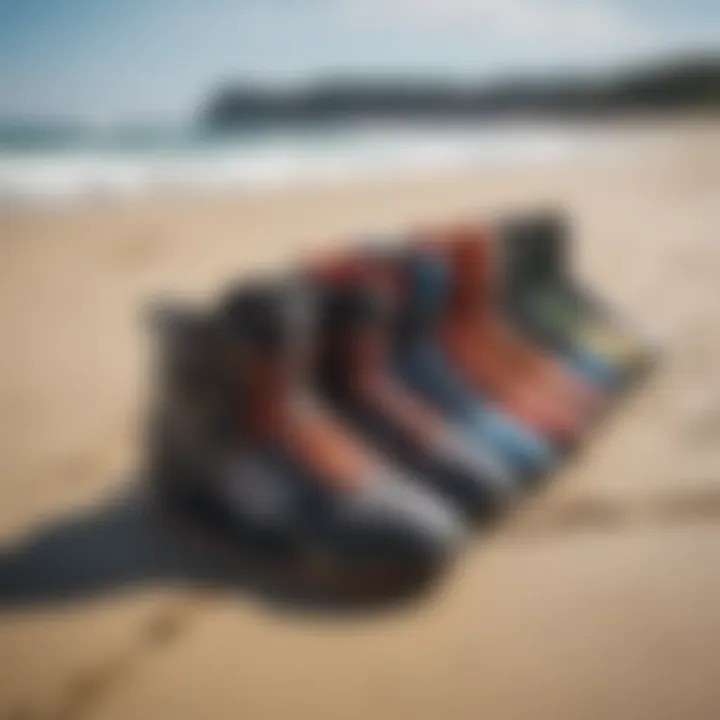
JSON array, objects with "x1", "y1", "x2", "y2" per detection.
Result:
[{"x1": 0, "y1": 120, "x2": 618, "y2": 208}]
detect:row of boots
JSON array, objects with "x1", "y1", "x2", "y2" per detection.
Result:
[{"x1": 146, "y1": 212, "x2": 657, "y2": 594}]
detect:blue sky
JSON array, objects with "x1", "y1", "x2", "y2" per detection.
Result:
[{"x1": 0, "y1": 0, "x2": 718, "y2": 122}]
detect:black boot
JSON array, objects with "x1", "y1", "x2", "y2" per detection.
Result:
[
  {"x1": 314, "y1": 270, "x2": 516, "y2": 521},
  {"x1": 145, "y1": 279, "x2": 465, "y2": 593}
]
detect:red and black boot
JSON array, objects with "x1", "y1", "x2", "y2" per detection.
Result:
[
  {"x1": 311, "y1": 256, "x2": 517, "y2": 520},
  {"x1": 423, "y1": 224, "x2": 603, "y2": 443},
  {"x1": 147, "y1": 278, "x2": 464, "y2": 593}
]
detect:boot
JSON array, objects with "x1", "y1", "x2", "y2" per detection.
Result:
[
  {"x1": 389, "y1": 245, "x2": 556, "y2": 482},
  {"x1": 425, "y1": 224, "x2": 599, "y2": 446},
  {"x1": 498, "y1": 211, "x2": 658, "y2": 388},
  {"x1": 311, "y1": 255, "x2": 517, "y2": 520},
  {"x1": 147, "y1": 278, "x2": 465, "y2": 591}
]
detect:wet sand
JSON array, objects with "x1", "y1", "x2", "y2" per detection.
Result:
[{"x1": 1, "y1": 118, "x2": 720, "y2": 720}]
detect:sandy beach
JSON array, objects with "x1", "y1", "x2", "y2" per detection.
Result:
[{"x1": 1, "y1": 118, "x2": 720, "y2": 720}]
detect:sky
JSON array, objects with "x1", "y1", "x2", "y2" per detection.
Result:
[{"x1": 0, "y1": 0, "x2": 719, "y2": 123}]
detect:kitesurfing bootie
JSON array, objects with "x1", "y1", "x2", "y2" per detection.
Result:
[
  {"x1": 499, "y1": 211, "x2": 656, "y2": 389},
  {"x1": 214, "y1": 277, "x2": 466, "y2": 586},
  {"x1": 144, "y1": 303, "x2": 308, "y2": 558},
  {"x1": 427, "y1": 226, "x2": 593, "y2": 450},
  {"x1": 312, "y1": 260, "x2": 517, "y2": 521},
  {"x1": 393, "y1": 248, "x2": 556, "y2": 482}
]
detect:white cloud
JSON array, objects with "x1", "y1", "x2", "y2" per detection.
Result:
[
  {"x1": 324, "y1": 0, "x2": 645, "y2": 44},
  {"x1": 168, "y1": 0, "x2": 718, "y2": 63}
]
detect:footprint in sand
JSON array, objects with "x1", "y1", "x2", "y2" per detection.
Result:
[
  {"x1": 56, "y1": 655, "x2": 129, "y2": 720},
  {"x1": 141, "y1": 601, "x2": 199, "y2": 647},
  {"x1": 45, "y1": 599, "x2": 204, "y2": 720}
]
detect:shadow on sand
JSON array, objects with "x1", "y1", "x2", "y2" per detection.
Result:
[{"x1": 0, "y1": 481, "x2": 435, "y2": 616}]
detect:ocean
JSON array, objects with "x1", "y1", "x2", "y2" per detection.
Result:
[{"x1": 0, "y1": 120, "x2": 626, "y2": 208}]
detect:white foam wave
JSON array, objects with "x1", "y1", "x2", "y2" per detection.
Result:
[{"x1": 0, "y1": 124, "x2": 605, "y2": 208}]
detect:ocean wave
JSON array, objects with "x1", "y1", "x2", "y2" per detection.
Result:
[{"x1": 0, "y1": 124, "x2": 604, "y2": 207}]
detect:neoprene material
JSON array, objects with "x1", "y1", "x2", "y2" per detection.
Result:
[
  {"x1": 426, "y1": 227, "x2": 594, "y2": 448},
  {"x1": 499, "y1": 212, "x2": 655, "y2": 388},
  {"x1": 312, "y1": 259, "x2": 517, "y2": 520},
  {"x1": 149, "y1": 280, "x2": 466, "y2": 578},
  {"x1": 392, "y1": 248, "x2": 556, "y2": 481},
  {"x1": 223, "y1": 280, "x2": 466, "y2": 570}
]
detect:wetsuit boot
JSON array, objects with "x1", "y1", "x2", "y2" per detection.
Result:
[
  {"x1": 217, "y1": 278, "x2": 465, "y2": 587},
  {"x1": 428, "y1": 226, "x2": 591, "y2": 450},
  {"x1": 313, "y1": 262, "x2": 517, "y2": 520},
  {"x1": 146, "y1": 282, "x2": 465, "y2": 593},
  {"x1": 391, "y1": 247, "x2": 556, "y2": 483},
  {"x1": 499, "y1": 212, "x2": 658, "y2": 389},
  {"x1": 416, "y1": 229, "x2": 585, "y2": 448}
]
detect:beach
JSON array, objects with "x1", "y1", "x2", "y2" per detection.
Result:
[{"x1": 1, "y1": 117, "x2": 720, "y2": 720}]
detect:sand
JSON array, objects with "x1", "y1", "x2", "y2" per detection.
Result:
[{"x1": 1, "y1": 118, "x2": 720, "y2": 720}]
